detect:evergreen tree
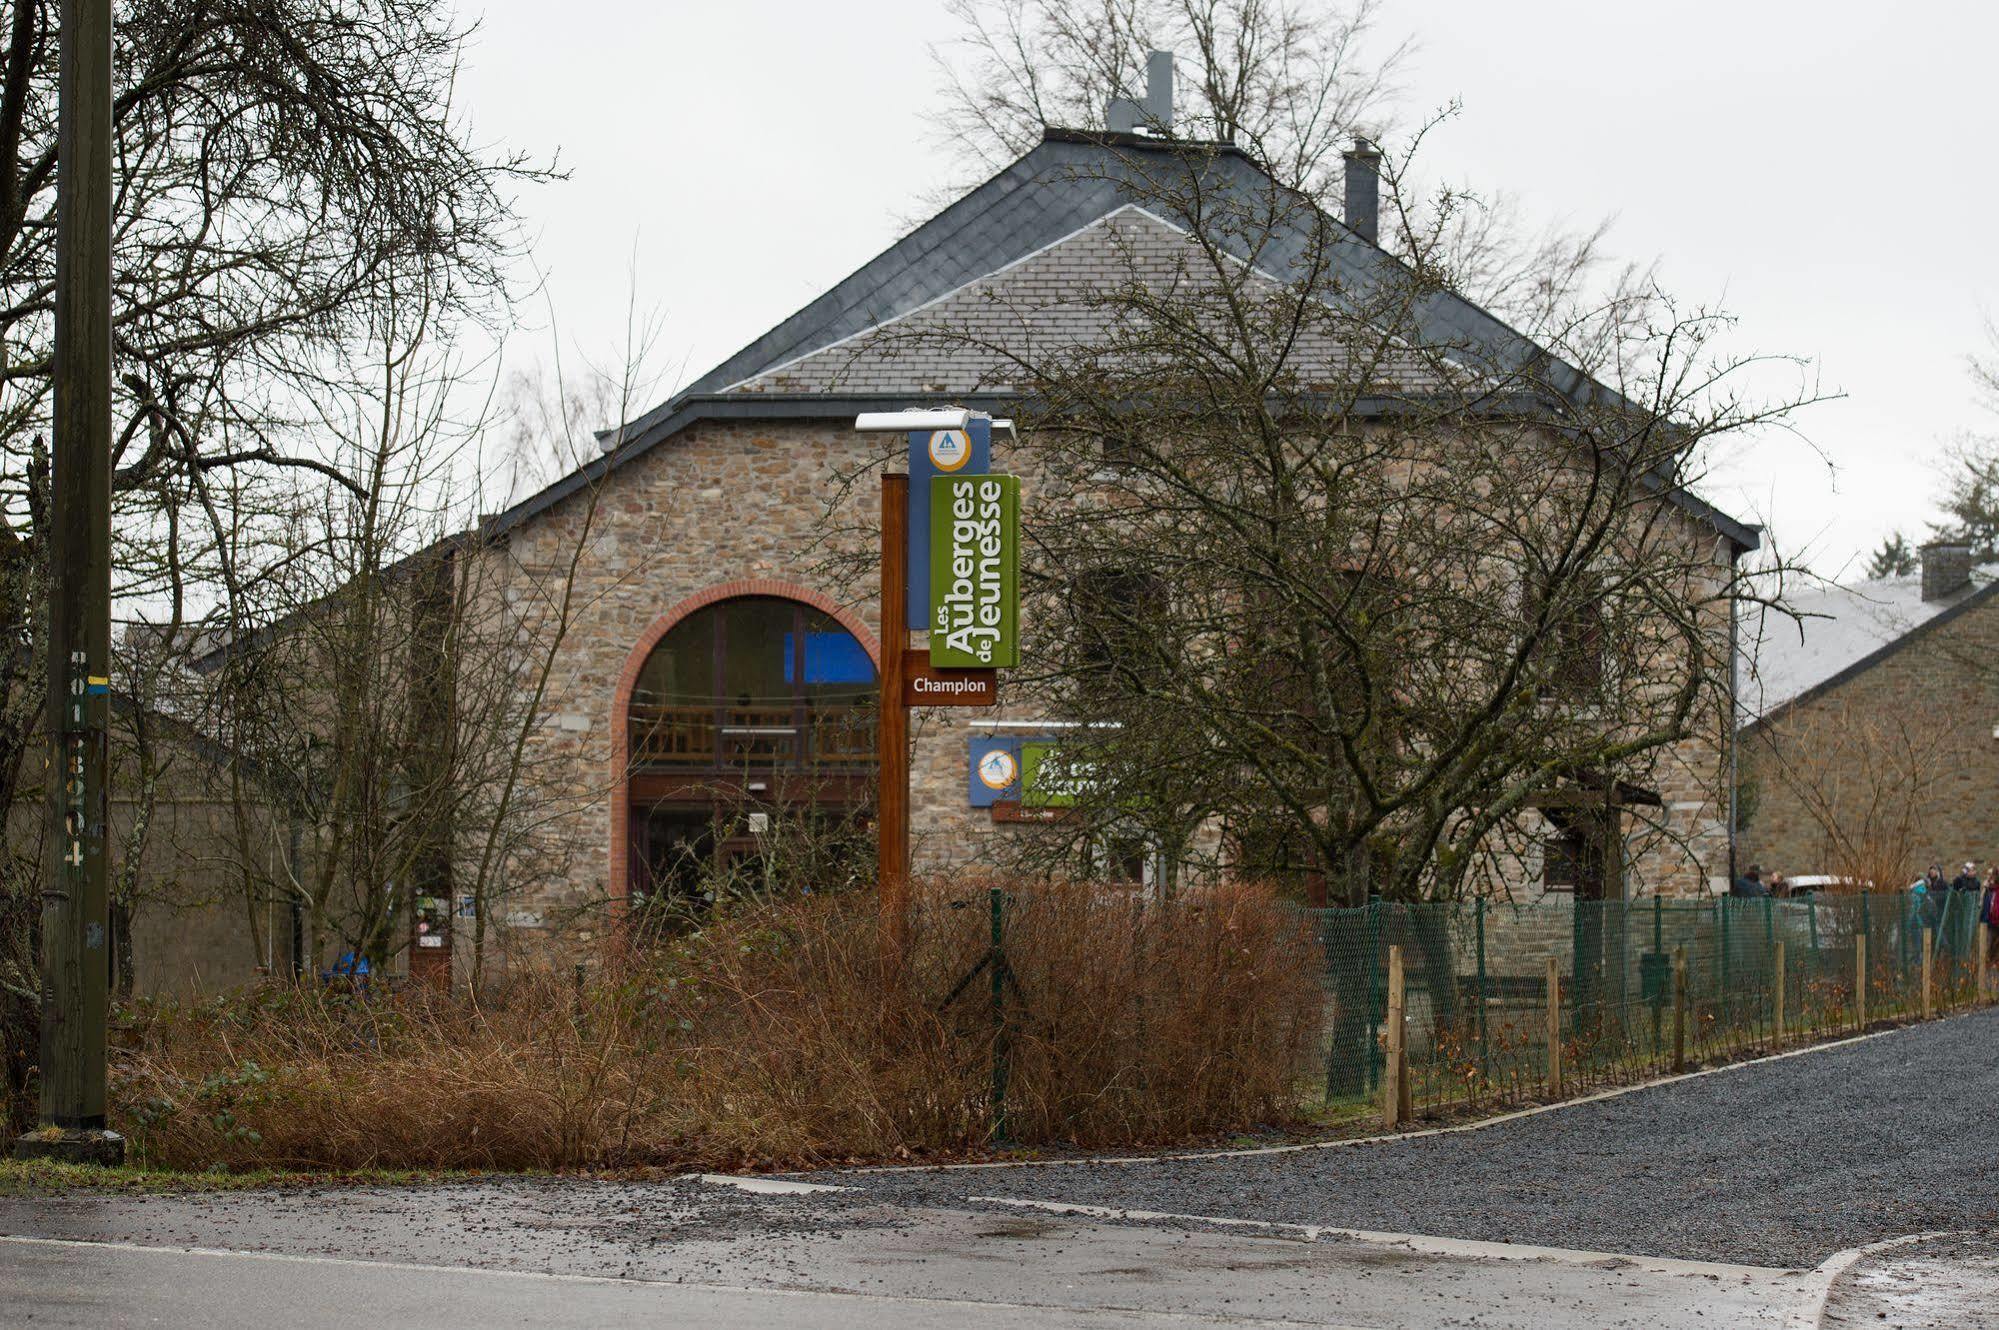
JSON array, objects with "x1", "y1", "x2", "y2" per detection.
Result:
[
  {"x1": 1864, "y1": 532, "x2": 1919, "y2": 579},
  {"x1": 1931, "y1": 443, "x2": 1999, "y2": 561}
]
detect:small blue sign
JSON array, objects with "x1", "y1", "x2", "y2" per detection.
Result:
[
  {"x1": 968, "y1": 733, "x2": 1024, "y2": 807},
  {"x1": 908, "y1": 415, "x2": 991, "y2": 626}
]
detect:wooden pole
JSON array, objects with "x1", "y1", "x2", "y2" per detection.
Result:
[
  {"x1": 1382, "y1": 944, "x2": 1406, "y2": 1129},
  {"x1": 1545, "y1": 954, "x2": 1562, "y2": 1097},
  {"x1": 1978, "y1": 922, "x2": 1988, "y2": 1004},
  {"x1": 1672, "y1": 945, "x2": 1687, "y2": 1073},
  {"x1": 17, "y1": 0, "x2": 120, "y2": 1165},
  {"x1": 877, "y1": 473, "x2": 910, "y2": 971},
  {"x1": 1772, "y1": 939, "x2": 1786, "y2": 1048},
  {"x1": 1855, "y1": 932, "x2": 1867, "y2": 1030},
  {"x1": 1921, "y1": 926, "x2": 1934, "y2": 1021}
]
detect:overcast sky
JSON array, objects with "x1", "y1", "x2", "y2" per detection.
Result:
[{"x1": 455, "y1": 1, "x2": 1998, "y2": 577}]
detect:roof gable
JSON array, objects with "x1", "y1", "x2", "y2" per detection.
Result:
[
  {"x1": 487, "y1": 129, "x2": 1758, "y2": 552},
  {"x1": 1741, "y1": 571, "x2": 1999, "y2": 728}
]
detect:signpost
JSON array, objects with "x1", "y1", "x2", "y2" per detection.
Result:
[
  {"x1": 857, "y1": 407, "x2": 1015, "y2": 976},
  {"x1": 877, "y1": 471, "x2": 912, "y2": 966}
]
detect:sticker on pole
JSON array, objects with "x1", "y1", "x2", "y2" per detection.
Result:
[
  {"x1": 929, "y1": 473, "x2": 1019, "y2": 668},
  {"x1": 927, "y1": 429, "x2": 972, "y2": 472}
]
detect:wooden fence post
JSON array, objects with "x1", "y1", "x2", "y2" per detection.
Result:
[
  {"x1": 1545, "y1": 954, "x2": 1562, "y2": 1097},
  {"x1": 1979, "y1": 923, "x2": 1989, "y2": 1004},
  {"x1": 1382, "y1": 944, "x2": 1405, "y2": 1130},
  {"x1": 1672, "y1": 945, "x2": 1687, "y2": 1073},
  {"x1": 1922, "y1": 926, "x2": 1934, "y2": 1021},
  {"x1": 1772, "y1": 939, "x2": 1786, "y2": 1049},
  {"x1": 1855, "y1": 932, "x2": 1867, "y2": 1030}
]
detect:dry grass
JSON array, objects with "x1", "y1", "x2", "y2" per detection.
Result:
[{"x1": 111, "y1": 879, "x2": 1322, "y2": 1172}]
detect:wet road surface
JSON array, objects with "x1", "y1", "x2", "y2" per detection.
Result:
[{"x1": 6, "y1": 1011, "x2": 1997, "y2": 1327}]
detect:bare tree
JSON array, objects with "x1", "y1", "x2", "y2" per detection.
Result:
[
  {"x1": 932, "y1": 0, "x2": 1406, "y2": 191},
  {"x1": 0, "y1": 0, "x2": 543, "y2": 1104},
  {"x1": 1742, "y1": 708, "x2": 1957, "y2": 893},
  {"x1": 929, "y1": 0, "x2": 1666, "y2": 343},
  {"x1": 839, "y1": 126, "x2": 1814, "y2": 908}
]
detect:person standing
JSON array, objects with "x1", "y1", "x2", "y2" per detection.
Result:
[
  {"x1": 1731, "y1": 864, "x2": 1769, "y2": 898},
  {"x1": 1984, "y1": 866, "x2": 1999, "y2": 985}
]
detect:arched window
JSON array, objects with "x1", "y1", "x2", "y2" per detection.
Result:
[{"x1": 628, "y1": 596, "x2": 876, "y2": 770}]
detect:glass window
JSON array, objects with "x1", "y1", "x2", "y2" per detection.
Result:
[
  {"x1": 634, "y1": 605, "x2": 716, "y2": 706},
  {"x1": 718, "y1": 598, "x2": 794, "y2": 713},
  {"x1": 630, "y1": 597, "x2": 875, "y2": 767}
]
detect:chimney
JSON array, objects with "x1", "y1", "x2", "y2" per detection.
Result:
[
  {"x1": 1145, "y1": 49, "x2": 1173, "y2": 124},
  {"x1": 1106, "y1": 50, "x2": 1174, "y2": 134},
  {"x1": 1343, "y1": 136, "x2": 1381, "y2": 244},
  {"x1": 1920, "y1": 539, "x2": 1973, "y2": 602}
]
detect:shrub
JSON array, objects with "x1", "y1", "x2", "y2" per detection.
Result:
[{"x1": 111, "y1": 879, "x2": 1321, "y2": 1172}]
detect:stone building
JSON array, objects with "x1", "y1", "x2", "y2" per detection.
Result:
[
  {"x1": 1738, "y1": 540, "x2": 1999, "y2": 884},
  {"x1": 442, "y1": 119, "x2": 1759, "y2": 968},
  {"x1": 91, "y1": 116, "x2": 1763, "y2": 995}
]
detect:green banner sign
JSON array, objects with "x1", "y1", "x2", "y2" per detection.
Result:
[
  {"x1": 1021, "y1": 741, "x2": 1095, "y2": 807},
  {"x1": 929, "y1": 473, "x2": 1019, "y2": 668}
]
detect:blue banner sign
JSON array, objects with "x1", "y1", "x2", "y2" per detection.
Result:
[{"x1": 908, "y1": 414, "x2": 991, "y2": 626}]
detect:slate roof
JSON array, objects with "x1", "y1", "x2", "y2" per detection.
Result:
[
  {"x1": 482, "y1": 128, "x2": 1759, "y2": 551},
  {"x1": 733, "y1": 206, "x2": 1441, "y2": 396},
  {"x1": 1738, "y1": 570, "x2": 1999, "y2": 726}
]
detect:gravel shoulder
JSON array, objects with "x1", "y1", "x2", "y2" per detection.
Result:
[{"x1": 804, "y1": 1007, "x2": 1999, "y2": 1268}]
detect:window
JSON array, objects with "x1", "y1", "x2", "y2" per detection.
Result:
[
  {"x1": 1527, "y1": 570, "x2": 1606, "y2": 698},
  {"x1": 1066, "y1": 567, "x2": 1166, "y2": 697},
  {"x1": 629, "y1": 597, "x2": 875, "y2": 769}
]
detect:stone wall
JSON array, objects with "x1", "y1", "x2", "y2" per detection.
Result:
[{"x1": 472, "y1": 411, "x2": 1738, "y2": 958}]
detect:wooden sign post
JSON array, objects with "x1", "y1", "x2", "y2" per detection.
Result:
[
  {"x1": 865, "y1": 413, "x2": 1015, "y2": 978},
  {"x1": 878, "y1": 473, "x2": 911, "y2": 968}
]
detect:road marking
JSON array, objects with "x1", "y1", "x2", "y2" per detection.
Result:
[
  {"x1": 1782, "y1": 1228, "x2": 1974, "y2": 1330},
  {"x1": 0, "y1": 1234, "x2": 1347, "y2": 1327},
  {"x1": 817, "y1": 1015, "x2": 1948, "y2": 1175},
  {"x1": 967, "y1": 1194, "x2": 1810, "y2": 1282},
  {"x1": 696, "y1": 1173, "x2": 854, "y2": 1195}
]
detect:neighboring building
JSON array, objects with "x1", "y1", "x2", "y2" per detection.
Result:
[{"x1": 1738, "y1": 539, "x2": 1999, "y2": 884}]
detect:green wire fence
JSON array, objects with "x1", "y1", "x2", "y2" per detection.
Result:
[{"x1": 1301, "y1": 891, "x2": 1992, "y2": 1118}]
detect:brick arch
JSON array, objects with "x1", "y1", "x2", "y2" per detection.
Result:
[{"x1": 608, "y1": 580, "x2": 881, "y2": 908}]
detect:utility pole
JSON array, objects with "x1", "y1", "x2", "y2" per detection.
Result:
[{"x1": 15, "y1": 0, "x2": 123, "y2": 1164}]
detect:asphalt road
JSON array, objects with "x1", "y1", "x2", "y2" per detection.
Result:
[
  {"x1": 0, "y1": 1211, "x2": 1806, "y2": 1330},
  {"x1": 3, "y1": 1012, "x2": 1995, "y2": 1328},
  {"x1": 1, "y1": 1232, "x2": 1331, "y2": 1330}
]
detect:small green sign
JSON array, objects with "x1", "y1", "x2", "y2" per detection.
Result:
[
  {"x1": 1021, "y1": 741, "x2": 1095, "y2": 807},
  {"x1": 929, "y1": 473, "x2": 1019, "y2": 668}
]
